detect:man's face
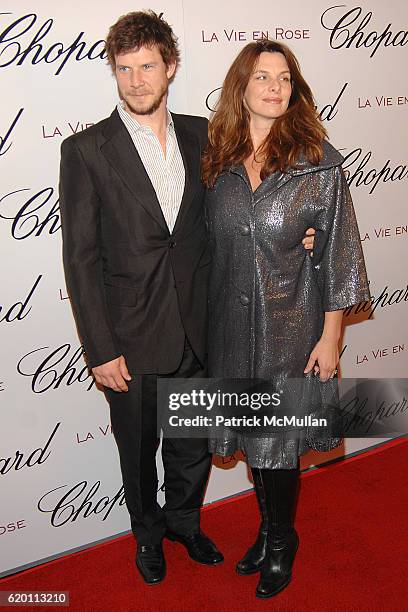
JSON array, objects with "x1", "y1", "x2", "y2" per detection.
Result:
[{"x1": 115, "y1": 46, "x2": 176, "y2": 117}]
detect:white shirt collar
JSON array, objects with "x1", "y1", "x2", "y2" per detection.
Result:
[{"x1": 117, "y1": 101, "x2": 174, "y2": 132}]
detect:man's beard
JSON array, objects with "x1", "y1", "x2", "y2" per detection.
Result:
[{"x1": 124, "y1": 83, "x2": 168, "y2": 116}]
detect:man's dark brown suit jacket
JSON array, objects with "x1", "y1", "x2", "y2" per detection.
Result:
[{"x1": 59, "y1": 109, "x2": 210, "y2": 374}]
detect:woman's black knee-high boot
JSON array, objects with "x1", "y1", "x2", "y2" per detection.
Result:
[
  {"x1": 236, "y1": 468, "x2": 268, "y2": 575},
  {"x1": 256, "y1": 466, "x2": 300, "y2": 598}
]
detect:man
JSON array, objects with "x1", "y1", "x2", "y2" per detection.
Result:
[
  {"x1": 59, "y1": 10, "x2": 315, "y2": 586},
  {"x1": 59, "y1": 11, "x2": 220, "y2": 585}
]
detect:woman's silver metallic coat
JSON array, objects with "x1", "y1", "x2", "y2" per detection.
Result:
[{"x1": 206, "y1": 141, "x2": 370, "y2": 468}]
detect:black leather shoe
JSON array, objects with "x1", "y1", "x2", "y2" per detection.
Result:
[
  {"x1": 135, "y1": 544, "x2": 166, "y2": 585},
  {"x1": 166, "y1": 530, "x2": 224, "y2": 565},
  {"x1": 256, "y1": 529, "x2": 299, "y2": 598},
  {"x1": 236, "y1": 522, "x2": 268, "y2": 575}
]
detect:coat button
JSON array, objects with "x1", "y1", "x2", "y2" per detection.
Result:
[
  {"x1": 240, "y1": 224, "x2": 250, "y2": 236},
  {"x1": 240, "y1": 294, "x2": 250, "y2": 306},
  {"x1": 168, "y1": 240, "x2": 176, "y2": 248}
]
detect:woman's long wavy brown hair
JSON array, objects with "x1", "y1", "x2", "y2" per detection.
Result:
[{"x1": 201, "y1": 40, "x2": 327, "y2": 187}]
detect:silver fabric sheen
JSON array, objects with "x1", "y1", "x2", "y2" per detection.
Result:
[{"x1": 206, "y1": 141, "x2": 370, "y2": 469}]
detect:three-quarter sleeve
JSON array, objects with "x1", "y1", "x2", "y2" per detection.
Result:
[{"x1": 313, "y1": 165, "x2": 371, "y2": 311}]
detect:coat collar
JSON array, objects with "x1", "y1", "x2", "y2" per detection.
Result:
[
  {"x1": 100, "y1": 109, "x2": 200, "y2": 234},
  {"x1": 229, "y1": 140, "x2": 343, "y2": 178},
  {"x1": 285, "y1": 140, "x2": 344, "y2": 176},
  {"x1": 228, "y1": 140, "x2": 344, "y2": 203}
]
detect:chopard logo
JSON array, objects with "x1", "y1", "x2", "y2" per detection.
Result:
[
  {"x1": 17, "y1": 343, "x2": 95, "y2": 393},
  {"x1": 0, "y1": 108, "x2": 23, "y2": 157},
  {"x1": 0, "y1": 423, "x2": 60, "y2": 476},
  {"x1": 344, "y1": 283, "x2": 408, "y2": 319},
  {"x1": 0, "y1": 274, "x2": 42, "y2": 323},
  {"x1": 342, "y1": 148, "x2": 407, "y2": 194},
  {"x1": 0, "y1": 187, "x2": 60, "y2": 239},
  {"x1": 0, "y1": 12, "x2": 106, "y2": 75},
  {"x1": 37, "y1": 480, "x2": 126, "y2": 527},
  {"x1": 0, "y1": 11, "x2": 166, "y2": 76},
  {"x1": 321, "y1": 5, "x2": 408, "y2": 58}
]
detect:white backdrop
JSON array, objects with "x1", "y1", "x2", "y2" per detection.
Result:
[{"x1": 1, "y1": 0, "x2": 407, "y2": 577}]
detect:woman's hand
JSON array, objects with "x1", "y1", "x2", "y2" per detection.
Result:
[
  {"x1": 304, "y1": 310, "x2": 343, "y2": 381},
  {"x1": 302, "y1": 227, "x2": 315, "y2": 255},
  {"x1": 304, "y1": 337, "x2": 339, "y2": 382}
]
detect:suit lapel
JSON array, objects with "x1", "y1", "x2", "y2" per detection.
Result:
[
  {"x1": 100, "y1": 109, "x2": 169, "y2": 233},
  {"x1": 171, "y1": 114, "x2": 201, "y2": 235}
]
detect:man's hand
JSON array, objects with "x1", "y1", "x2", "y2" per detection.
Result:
[
  {"x1": 92, "y1": 355, "x2": 131, "y2": 392},
  {"x1": 302, "y1": 227, "x2": 316, "y2": 254}
]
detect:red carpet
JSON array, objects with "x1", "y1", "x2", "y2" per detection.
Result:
[{"x1": 1, "y1": 439, "x2": 407, "y2": 611}]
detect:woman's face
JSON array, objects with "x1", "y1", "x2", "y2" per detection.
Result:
[{"x1": 243, "y1": 52, "x2": 292, "y2": 127}]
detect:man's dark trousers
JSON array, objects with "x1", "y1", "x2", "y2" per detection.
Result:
[{"x1": 106, "y1": 338, "x2": 211, "y2": 545}]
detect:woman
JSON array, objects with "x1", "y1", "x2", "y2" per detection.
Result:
[{"x1": 201, "y1": 40, "x2": 370, "y2": 599}]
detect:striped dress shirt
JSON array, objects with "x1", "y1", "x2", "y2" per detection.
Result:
[{"x1": 117, "y1": 102, "x2": 185, "y2": 233}]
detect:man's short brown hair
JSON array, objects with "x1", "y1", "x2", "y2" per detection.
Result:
[{"x1": 106, "y1": 10, "x2": 180, "y2": 72}]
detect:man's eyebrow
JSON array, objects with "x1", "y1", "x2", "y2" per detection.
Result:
[{"x1": 116, "y1": 61, "x2": 159, "y2": 67}]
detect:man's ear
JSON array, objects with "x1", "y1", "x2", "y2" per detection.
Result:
[{"x1": 166, "y1": 61, "x2": 177, "y2": 81}]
